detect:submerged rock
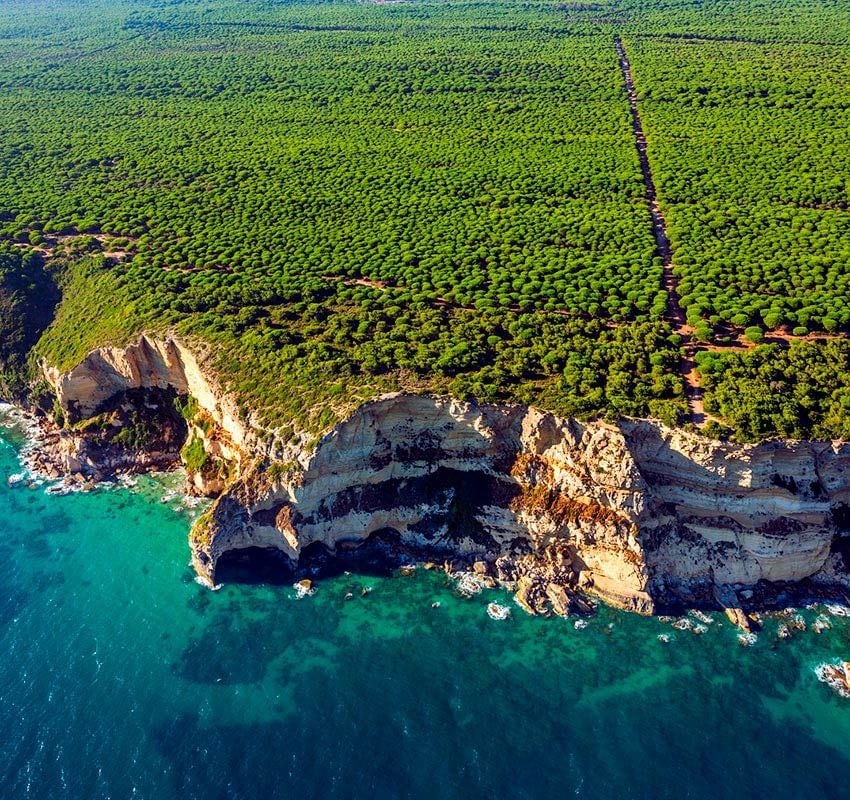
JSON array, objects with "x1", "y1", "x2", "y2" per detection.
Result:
[{"x1": 814, "y1": 615, "x2": 832, "y2": 633}]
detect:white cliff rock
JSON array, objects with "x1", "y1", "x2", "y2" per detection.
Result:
[{"x1": 45, "y1": 335, "x2": 248, "y2": 449}]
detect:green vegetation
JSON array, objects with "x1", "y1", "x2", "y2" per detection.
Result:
[
  {"x1": 173, "y1": 395, "x2": 200, "y2": 425},
  {"x1": 0, "y1": 245, "x2": 59, "y2": 394},
  {"x1": 0, "y1": 0, "x2": 849, "y2": 441},
  {"x1": 631, "y1": 34, "x2": 850, "y2": 334},
  {"x1": 267, "y1": 461, "x2": 302, "y2": 484},
  {"x1": 696, "y1": 341, "x2": 850, "y2": 440},
  {"x1": 0, "y1": 1, "x2": 658, "y2": 320},
  {"x1": 188, "y1": 306, "x2": 686, "y2": 431},
  {"x1": 112, "y1": 413, "x2": 156, "y2": 451},
  {"x1": 181, "y1": 435, "x2": 210, "y2": 474}
]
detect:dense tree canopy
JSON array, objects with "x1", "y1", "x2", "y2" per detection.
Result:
[
  {"x1": 0, "y1": 0, "x2": 849, "y2": 440},
  {"x1": 0, "y1": 1, "x2": 660, "y2": 321},
  {"x1": 0, "y1": 245, "x2": 59, "y2": 394},
  {"x1": 632, "y1": 35, "x2": 850, "y2": 332},
  {"x1": 697, "y1": 341, "x2": 850, "y2": 440}
]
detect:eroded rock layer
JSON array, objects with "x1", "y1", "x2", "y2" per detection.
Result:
[{"x1": 191, "y1": 394, "x2": 850, "y2": 612}]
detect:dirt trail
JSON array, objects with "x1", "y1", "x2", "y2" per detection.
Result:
[
  {"x1": 615, "y1": 36, "x2": 708, "y2": 424},
  {"x1": 11, "y1": 231, "x2": 135, "y2": 261},
  {"x1": 615, "y1": 36, "x2": 684, "y2": 329}
]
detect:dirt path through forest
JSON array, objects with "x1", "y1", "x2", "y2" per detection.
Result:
[{"x1": 615, "y1": 36, "x2": 709, "y2": 424}]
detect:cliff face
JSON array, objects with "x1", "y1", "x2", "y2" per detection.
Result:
[
  {"x1": 41, "y1": 337, "x2": 850, "y2": 613},
  {"x1": 193, "y1": 394, "x2": 850, "y2": 613},
  {"x1": 624, "y1": 423, "x2": 850, "y2": 593},
  {"x1": 41, "y1": 336, "x2": 246, "y2": 488},
  {"x1": 45, "y1": 336, "x2": 247, "y2": 447},
  {"x1": 193, "y1": 395, "x2": 654, "y2": 609}
]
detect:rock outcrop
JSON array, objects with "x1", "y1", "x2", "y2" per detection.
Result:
[
  {"x1": 25, "y1": 386, "x2": 188, "y2": 480},
  {"x1": 816, "y1": 661, "x2": 850, "y2": 698},
  {"x1": 34, "y1": 337, "x2": 850, "y2": 614},
  {"x1": 39, "y1": 336, "x2": 246, "y2": 490},
  {"x1": 45, "y1": 335, "x2": 247, "y2": 447}
]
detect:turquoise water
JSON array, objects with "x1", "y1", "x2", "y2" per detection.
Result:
[{"x1": 1, "y1": 419, "x2": 850, "y2": 799}]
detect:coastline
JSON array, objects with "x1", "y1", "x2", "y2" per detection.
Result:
[
  {"x1": 5, "y1": 400, "x2": 850, "y2": 701},
  {"x1": 0, "y1": 402, "x2": 207, "y2": 515},
  {"x1": 4, "y1": 336, "x2": 850, "y2": 627},
  {"x1": 3, "y1": 417, "x2": 850, "y2": 714}
]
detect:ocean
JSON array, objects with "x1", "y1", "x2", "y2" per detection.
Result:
[{"x1": 1, "y1": 411, "x2": 849, "y2": 800}]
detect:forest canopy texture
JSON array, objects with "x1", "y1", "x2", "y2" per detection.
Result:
[{"x1": 1, "y1": 0, "x2": 849, "y2": 441}]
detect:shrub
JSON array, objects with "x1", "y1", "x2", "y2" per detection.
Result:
[{"x1": 744, "y1": 326, "x2": 765, "y2": 344}]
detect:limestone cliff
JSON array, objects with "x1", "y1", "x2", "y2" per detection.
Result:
[
  {"x1": 191, "y1": 393, "x2": 850, "y2": 612},
  {"x1": 38, "y1": 336, "x2": 247, "y2": 490},
  {"x1": 35, "y1": 336, "x2": 850, "y2": 614},
  {"x1": 45, "y1": 336, "x2": 247, "y2": 447}
]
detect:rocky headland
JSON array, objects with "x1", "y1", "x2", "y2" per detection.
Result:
[{"x1": 14, "y1": 335, "x2": 850, "y2": 621}]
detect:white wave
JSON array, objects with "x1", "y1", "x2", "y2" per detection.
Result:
[
  {"x1": 672, "y1": 618, "x2": 693, "y2": 631},
  {"x1": 813, "y1": 615, "x2": 832, "y2": 633},
  {"x1": 293, "y1": 581, "x2": 315, "y2": 599},
  {"x1": 815, "y1": 662, "x2": 850, "y2": 698},
  {"x1": 573, "y1": 619, "x2": 588, "y2": 630},
  {"x1": 45, "y1": 483, "x2": 73, "y2": 496},
  {"x1": 737, "y1": 632, "x2": 758, "y2": 646},
  {"x1": 486, "y1": 602, "x2": 511, "y2": 620},
  {"x1": 657, "y1": 633, "x2": 671, "y2": 643},
  {"x1": 193, "y1": 575, "x2": 222, "y2": 591},
  {"x1": 452, "y1": 572, "x2": 484, "y2": 597},
  {"x1": 825, "y1": 604, "x2": 850, "y2": 618}
]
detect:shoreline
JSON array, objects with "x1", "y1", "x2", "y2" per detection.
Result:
[
  {"x1": 0, "y1": 403, "x2": 207, "y2": 516},
  {"x1": 5, "y1": 338, "x2": 850, "y2": 626},
  {"x1": 4, "y1": 399, "x2": 850, "y2": 685}
]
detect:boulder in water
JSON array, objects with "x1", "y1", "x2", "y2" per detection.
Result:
[
  {"x1": 545, "y1": 583, "x2": 571, "y2": 618},
  {"x1": 816, "y1": 661, "x2": 850, "y2": 698}
]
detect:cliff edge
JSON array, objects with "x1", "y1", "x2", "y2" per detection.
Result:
[{"x1": 33, "y1": 335, "x2": 850, "y2": 616}]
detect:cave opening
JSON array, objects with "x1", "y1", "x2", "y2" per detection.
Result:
[
  {"x1": 215, "y1": 529, "x2": 408, "y2": 585},
  {"x1": 213, "y1": 526, "x2": 471, "y2": 586},
  {"x1": 214, "y1": 546, "x2": 295, "y2": 585},
  {"x1": 80, "y1": 385, "x2": 191, "y2": 458},
  {"x1": 832, "y1": 503, "x2": 850, "y2": 534},
  {"x1": 213, "y1": 467, "x2": 513, "y2": 586},
  {"x1": 830, "y1": 534, "x2": 850, "y2": 574}
]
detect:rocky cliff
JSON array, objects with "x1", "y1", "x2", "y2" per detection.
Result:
[
  {"x1": 36, "y1": 336, "x2": 850, "y2": 615},
  {"x1": 45, "y1": 336, "x2": 247, "y2": 447},
  {"x1": 38, "y1": 336, "x2": 246, "y2": 489}
]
